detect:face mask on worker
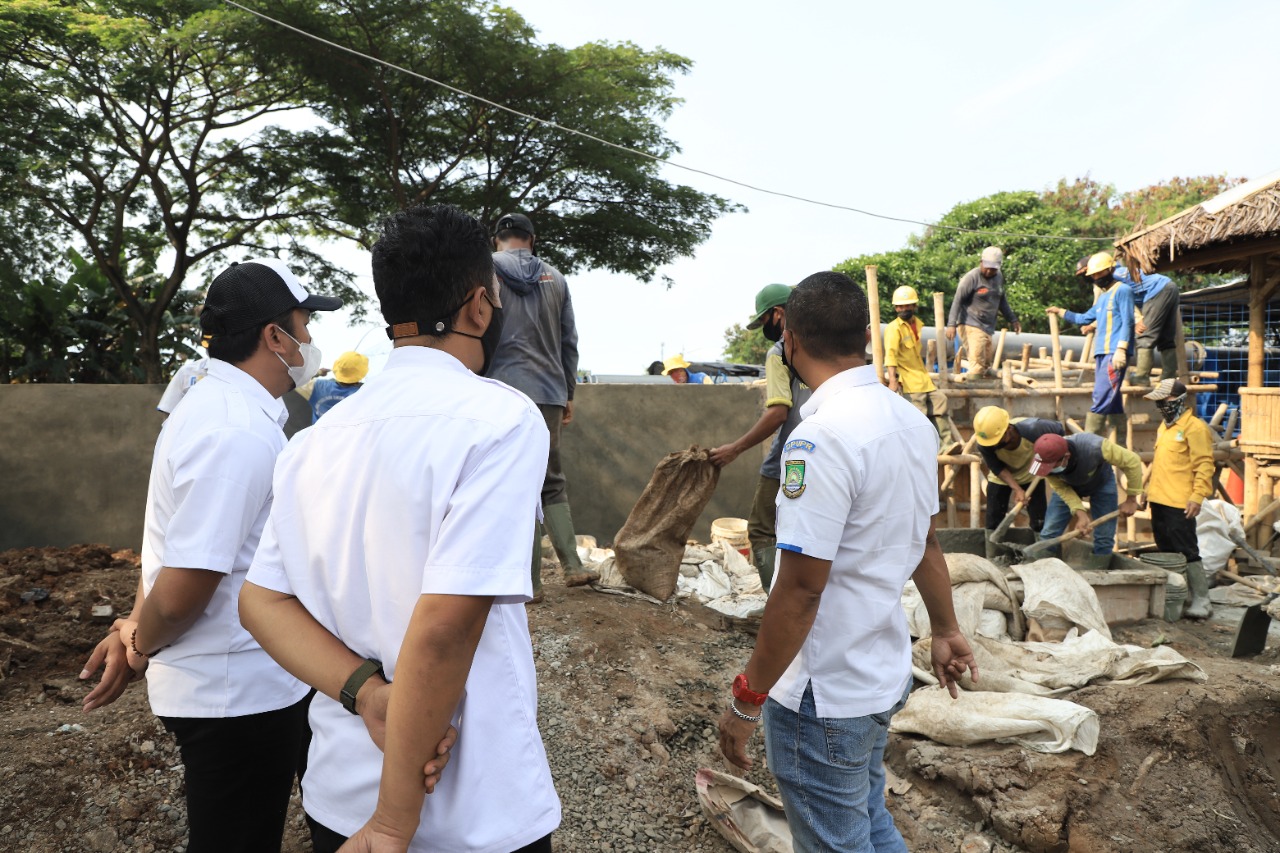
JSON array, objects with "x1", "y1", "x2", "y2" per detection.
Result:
[
  {"x1": 1157, "y1": 397, "x2": 1186, "y2": 426},
  {"x1": 275, "y1": 326, "x2": 322, "y2": 388},
  {"x1": 1092, "y1": 273, "x2": 1114, "y2": 289},
  {"x1": 762, "y1": 312, "x2": 784, "y2": 343},
  {"x1": 896, "y1": 308, "x2": 916, "y2": 322},
  {"x1": 1051, "y1": 464, "x2": 1067, "y2": 474}
]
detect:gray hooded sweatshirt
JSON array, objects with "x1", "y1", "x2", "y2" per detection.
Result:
[{"x1": 488, "y1": 248, "x2": 579, "y2": 407}]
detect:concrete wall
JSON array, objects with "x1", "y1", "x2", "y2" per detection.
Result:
[
  {"x1": 0, "y1": 385, "x2": 162, "y2": 551},
  {"x1": 0, "y1": 382, "x2": 766, "y2": 552},
  {"x1": 561, "y1": 383, "x2": 764, "y2": 545}
]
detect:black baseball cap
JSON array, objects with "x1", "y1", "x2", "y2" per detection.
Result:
[
  {"x1": 494, "y1": 212, "x2": 535, "y2": 236},
  {"x1": 199, "y1": 259, "x2": 343, "y2": 335}
]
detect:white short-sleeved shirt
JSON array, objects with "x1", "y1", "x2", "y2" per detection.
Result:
[
  {"x1": 246, "y1": 346, "x2": 561, "y2": 853},
  {"x1": 773, "y1": 364, "x2": 939, "y2": 719},
  {"x1": 156, "y1": 351, "x2": 210, "y2": 414},
  {"x1": 141, "y1": 359, "x2": 308, "y2": 718}
]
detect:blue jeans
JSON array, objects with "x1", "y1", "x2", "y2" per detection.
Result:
[
  {"x1": 1040, "y1": 474, "x2": 1118, "y2": 555},
  {"x1": 763, "y1": 681, "x2": 912, "y2": 853}
]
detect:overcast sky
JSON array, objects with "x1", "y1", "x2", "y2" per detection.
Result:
[{"x1": 313, "y1": 0, "x2": 1280, "y2": 376}]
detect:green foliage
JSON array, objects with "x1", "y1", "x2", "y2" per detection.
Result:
[
  {"x1": 0, "y1": 249, "x2": 199, "y2": 383},
  {"x1": 721, "y1": 323, "x2": 770, "y2": 365},
  {"x1": 0, "y1": 0, "x2": 360, "y2": 381},
  {"x1": 835, "y1": 176, "x2": 1243, "y2": 335},
  {"x1": 257, "y1": 0, "x2": 740, "y2": 280}
]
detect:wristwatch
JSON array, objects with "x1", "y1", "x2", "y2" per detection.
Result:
[
  {"x1": 732, "y1": 673, "x2": 768, "y2": 706},
  {"x1": 340, "y1": 659, "x2": 385, "y2": 715}
]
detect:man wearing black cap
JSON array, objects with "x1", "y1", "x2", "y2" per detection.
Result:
[
  {"x1": 488, "y1": 212, "x2": 596, "y2": 597},
  {"x1": 79, "y1": 258, "x2": 342, "y2": 853}
]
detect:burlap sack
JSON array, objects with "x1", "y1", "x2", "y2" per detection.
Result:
[{"x1": 615, "y1": 447, "x2": 720, "y2": 601}]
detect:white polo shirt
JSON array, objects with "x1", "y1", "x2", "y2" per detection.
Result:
[
  {"x1": 246, "y1": 346, "x2": 561, "y2": 853},
  {"x1": 773, "y1": 364, "x2": 939, "y2": 719},
  {"x1": 141, "y1": 359, "x2": 308, "y2": 718}
]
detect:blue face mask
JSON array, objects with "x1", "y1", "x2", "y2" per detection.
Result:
[{"x1": 1051, "y1": 465, "x2": 1067, "y2": 474}]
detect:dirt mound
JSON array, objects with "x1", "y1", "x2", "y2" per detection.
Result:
[{"x1": 2, "y1": 546, "x2": 1279, "y2": 852}]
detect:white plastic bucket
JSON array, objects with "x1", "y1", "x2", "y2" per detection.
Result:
[
  {"x1": 711, "y1": 517, "x2": 752, "y2": 562},
  {"x1": 1163, "y1": 570, "x2": 1187, "y2": 622}
]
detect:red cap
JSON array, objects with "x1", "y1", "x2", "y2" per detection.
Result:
[{"x1": 1028, "y1": 433, "x2": 1069, "y2": 477}]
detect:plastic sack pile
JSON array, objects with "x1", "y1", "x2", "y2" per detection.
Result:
[
  {"x1": 583, "y1": 540, "x2": 768, "y2": 619},
  {"x1": 891, "y1": 554, "x2": 1207, "y2": 756}
]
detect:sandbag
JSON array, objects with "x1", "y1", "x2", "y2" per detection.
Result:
[
  {"x1": 890, "y1": 685, "x2": 1100, "y2": 755},
  {"x1": 615, "y1": 447, "x2": 720, "y2": 601},
  {"x1": 1012, "y1": 558, "x2": 1111, "y2": 640},
  {"x1": 695, "y1": 768, "x2": 793, "y2": 853},
  {"x1": 1197, "y1": 499, "x2": 1245, "y2": 577}
]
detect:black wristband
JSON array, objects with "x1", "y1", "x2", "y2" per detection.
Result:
[{"x1": 339, "y1": 659, "x2": 384, "y2": 715}]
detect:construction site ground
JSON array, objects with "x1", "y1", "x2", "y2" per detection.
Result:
[{"x1": 2, "y1": 544, "x2": 1279, "y2": 853}]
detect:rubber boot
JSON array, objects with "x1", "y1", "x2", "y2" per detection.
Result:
[
  {"x1": 1160, "y1": 348, "x2": 1180, "y2": 382},
  {"x1": 545, "y1": 502, "x2": 598, "y2": 587},
  {"x1": 753, "y1": 539, "x2": 777, "y2": 592},
  {"x1": 934, "y1": 418, "x2": 956, "y2": 452},
  {"x1": 1104, "y1": 414, "x2": 1126, "y2": 441},
  {"x1": 530, "y1": 522, "x2": 544, "y2": 603},
  {"x1": 1131, "y1": 347, "x2": 1155, "y2": 386},
  {"x1": 1084, "y1": 412, "x2": 1106, "y2": 435},
  {"x1": 1183, "y1": 560, "x2": 1212, "y2": 619}
]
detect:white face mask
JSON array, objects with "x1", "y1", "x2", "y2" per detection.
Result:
[{"x1": 275, "y1": 326, "x2": 322, "y2": 388}]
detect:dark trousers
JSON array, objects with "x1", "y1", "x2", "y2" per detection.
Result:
[
  {"x1": 159, "y1": 694, "x2": 311, "y2": 853},
  {"x1": 537, "y1": 403, "x2": 569, "y2": 506},
  {"x1": 1150, "y1": 501, "x2": 1201, "y2": 563},
  {"x1": 306, "y1": 816, "x2": 552, "y2": 853},
  {"x1": 985, "y1": 481, "x2": 1048, "y2": 533}
]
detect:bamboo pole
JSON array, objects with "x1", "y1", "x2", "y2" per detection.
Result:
[
  {"x1": 992, "y1": 329, "x2": 1007, "y2": 370},
  {"x1": 926, "y1": 339, "x2": 937, "y2": 373},
  {"x1": 933, "y1": 292, "x2": 950, "y2": 388},
  {"x1": 1244, "y1": 496, "x2": 1280, "y2": 534},
  {"x1": 1255, "y1": 471, "x2": 1274, "y2": 549},
  {"x1": 1002, "y1": 361, "x2": 1013, "y2": 415},
  {"x1": 937, "y1": 384, "x2": 1220, "y2": 399},
  {"x1": 970, "y1": 461, "x2": 982, "y2": 528},
  {"x1": 1020, "y1": 344, "x2": 1032, "y2": 371},
  {"x1": 866, "y1": 266, "x2": 884, "y2": 382},
  {"x1": 1081, "y1": 330, "x2": 1095, "y2": 363},
  {"x1": 1126, "y1": 414, "x2": 1137, "y2": 545},
  {"x1": 1048, "y1": 312, "x2": 1066, "y2": 423}
]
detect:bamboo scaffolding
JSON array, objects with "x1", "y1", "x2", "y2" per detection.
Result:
[
  {"x1": 866, "y1": 266, "x2": 884, "y2": 381},
  {"x1": 933, "y1": 292, "x2": 950, "y2": 388},
  {"x1": 1048, "y1": 312, "x2": 1066, "y2": 423}
]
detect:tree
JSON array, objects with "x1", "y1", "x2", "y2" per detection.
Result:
[
  {"x1": 722, "y1": 323, "x2": 770, "y2": 365},
  {"x1": 257, "y1": 0, "x2": 740, "y2": 281},
  {"x1": 0, "y1": 0, "x2": 362, "y2": 382},
  {"x1": 834, "y1": 176, "x2": 1242, "y2": 335}
]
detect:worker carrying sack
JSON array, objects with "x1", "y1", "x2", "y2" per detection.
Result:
[{"x1": 615, "y1": 446, "x2": 720, "y2": 601}]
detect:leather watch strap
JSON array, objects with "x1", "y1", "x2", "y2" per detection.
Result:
[{"x1": 339, "y1": 659, "x2": 384, "y2": 715}]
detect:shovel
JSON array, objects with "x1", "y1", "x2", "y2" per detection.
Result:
[
  {"x1": 990, "y1": 478, "x2": 1043, "y2": 546},
  {"x1": 1232, "y1": 593, "x2": 1277, "y2": 657},
  {"x1": 1228, "y1": 531, "x2": 1279, "y2": 577},
  {"x1": 1016, "y1": 509, "x2": 1124, "y2": 561}
]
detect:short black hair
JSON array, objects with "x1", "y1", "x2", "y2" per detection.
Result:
[
  {"x1": 495, "y1": 228, "x2": 532, "y2": 243},
  {"x1": 786, "y1": 271, "x2": 868, "y2": 360},
  {"x1": 372, "y1": 204, "x2": 494, "y2": 334},
  {"x1": 206, "y1": 309, "x2": 297, "y2": 365},
  {"x1": 647, "y1": 360, "x2": 665, "y2": 375}
]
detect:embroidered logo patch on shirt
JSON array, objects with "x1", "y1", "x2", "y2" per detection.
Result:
[
  {"x1": 782, "y1": 459, "x2": 806, "y2": 498},
  {"x1": 783, "y1": 438, "x2": 816, "y2": 454}
]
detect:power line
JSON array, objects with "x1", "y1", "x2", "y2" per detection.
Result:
[{"x1": 221, "y1": 0, "x2": 1114, "y2": 244}]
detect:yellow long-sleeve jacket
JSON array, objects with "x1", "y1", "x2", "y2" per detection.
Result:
[{"x1": 1147, "y1": 409, "x2": 1215, "y2": 508}]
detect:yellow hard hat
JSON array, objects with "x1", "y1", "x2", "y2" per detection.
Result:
[
  {"x1": 891, "y1": 285, "x2": 919, "y2": 306},
  {"x1": 973, "y1": 406, "x2": 1010, "y2": 447},
  {"x1": 661, "y1": 353, "x2": 692, "y2": 376},
  {"x1": 332, "y1": 351, "x2": 369, "y2": 384},
  {"x1": 1085, "y1": 252, "x2": 1116, "y2": 276}
]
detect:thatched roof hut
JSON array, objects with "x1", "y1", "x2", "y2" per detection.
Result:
[
  {"x1": 1116, "y1": 170, "x2": 1280, "y2": 540},
  {"x1": 1116, "y1": 169, "x2": 1280, "y2": 276}
]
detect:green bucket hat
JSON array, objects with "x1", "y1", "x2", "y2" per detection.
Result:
[{"x1": 746, "y1": 283, "x2": 792, "y2": 330}]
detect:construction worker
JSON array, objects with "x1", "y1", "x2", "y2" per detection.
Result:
[
  {"x1": 1047, "y1": 252, "x2": 1135, "y2": 436},
  {"x1": 945, "y1": 247, "x2": 1021, "y2": 380},
  {"x1": 884, "y1": 285, "x2": 953, "y2": 448},
  {"x1": 972, "y1": 406, "x2": 1065, "y2": 556},
  {"x1": 295, "y1": 350, "x2": 369, "y2": 423},
  {"x1": 1139, "y1": 380, "x2": 1214, "y2": 618},
  {"x1": 709, "y1": 284, "x2": 810, "y2": 589},
  {"x1": 662, "y1": 353, "x2": 712, "y2": 384},
  {"x1": 1116, "y1": 265, "x2": 1182, "y2": 385},
  {"x1": 1029, "y1": 432, "x2": 1142, "y2": 558}
]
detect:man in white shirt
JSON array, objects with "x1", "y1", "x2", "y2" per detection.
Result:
[
  {"x1": 80, "y1": 258, "x2": 343, "y2": 852},
  {"x1": 717, "y1": 271, "x2": 977, "y2": 853},
  {"x1": 239, "y1": 203, "x2": 561, "y2": 853}
]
